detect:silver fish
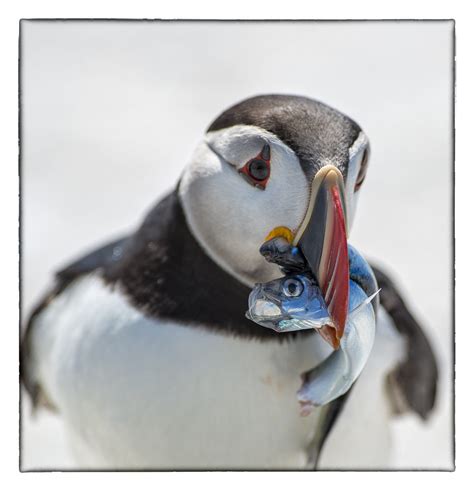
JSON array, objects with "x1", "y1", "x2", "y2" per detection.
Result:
[
  {"x1": 247, "y1": 251, "x2": 379, "y2": 412},
  {"x1": 246, "y1": 273, "x2": 331, "y2": 332},
  {"x1": 298, "y1": 280, "x2": 378, "y2": 413}
]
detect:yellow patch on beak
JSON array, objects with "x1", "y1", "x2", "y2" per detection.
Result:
[{"x1": 264, "y1": 226, "x2": 295, "y2": 244}]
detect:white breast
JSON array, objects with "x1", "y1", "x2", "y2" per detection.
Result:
[{"x1": 30, "y1": 274, "x2": 404, "y2": 469}]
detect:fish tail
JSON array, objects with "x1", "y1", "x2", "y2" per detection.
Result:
[{"x1": 348, "y1": 289, "x2": 381, "y2": 319}]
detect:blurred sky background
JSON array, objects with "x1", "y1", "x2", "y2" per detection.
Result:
[{"x1": 21, "y1": 20, "x2": 453, "y2": 470}]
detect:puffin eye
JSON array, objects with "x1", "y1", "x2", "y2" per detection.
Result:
[
  {"x1": 355, "y1": 148, "x2": 369, "y2": 192},
  {"x1": 238, "y1": 143, "x2": 271, "y2": 190},
  {"x1": 282, "y1": 278, "x2": 304, "y2": 297},
  {"x1": 248, "y1": 159, "x2": 269, "y2": 181}
]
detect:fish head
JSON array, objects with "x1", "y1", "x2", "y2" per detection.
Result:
[{"x1": 247, "y1": 273, "x2": 330, "y2": 332}]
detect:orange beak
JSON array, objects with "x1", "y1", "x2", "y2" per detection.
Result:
[{"x1": 293, "y1": 166, "x2": 349, "y2": 349}]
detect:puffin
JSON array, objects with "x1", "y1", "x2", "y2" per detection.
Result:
[{"x1": 21, "y1": 94, "x2": 438, "y2": 470}]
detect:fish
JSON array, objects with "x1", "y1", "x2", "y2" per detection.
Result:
[
  {"x1": 246, "y1": 273, "x2": 331, "y2": 331},
  {"x1": 246, "y1": 247, "x2": 379, "y2": 412},
  {"x1": 247, "y1": 272, "x2": 378, "y2": 335}
]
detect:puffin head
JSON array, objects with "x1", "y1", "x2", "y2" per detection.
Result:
[{"x1": 179, "y1": 95, "x2": 370, "y2": 297}]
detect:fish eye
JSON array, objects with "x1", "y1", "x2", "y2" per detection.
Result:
[{"x1": 282, "y1": 278, "x2": 304, "y2": 297}]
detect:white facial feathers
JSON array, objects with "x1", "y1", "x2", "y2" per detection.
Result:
[
  {"x1": 205, "y1": 125, "x2": 277, "y2": 169},
  {"x1": 179, "y1": 125, "x2": 369, "y2": 286},
  {"x1": 345, "y1": 131, "x2": 370, "y2": 232},
  {"x1": 179, "y1": 126, "x2": 309, "y2": 286}
]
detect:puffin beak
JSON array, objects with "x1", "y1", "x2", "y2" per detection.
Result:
[{"x1": 293, "y1": 165, "x2": 349, "y2": 349}]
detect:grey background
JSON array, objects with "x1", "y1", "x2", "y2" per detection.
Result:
[{"x1": 21, "y1": 20, "x2": 453, "y2": 469}]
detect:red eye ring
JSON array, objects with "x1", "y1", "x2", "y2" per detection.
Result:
[{"x1": 238, "y1": 143, "x2": 271, "y2": 190}]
